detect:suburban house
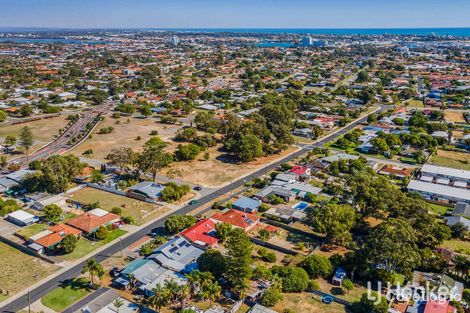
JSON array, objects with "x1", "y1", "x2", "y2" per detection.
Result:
[
  {"x1": 147, "y1": 236, "x2": 204, "y2": 273},
  {"x1": 232, "y1": 196, "x2": 262, "y2": 213},
  {"x1": 264, "y1": 206, "x2": 306, "y2": 223},
  {"x1": 378, "y1": 165, "x2": 414, "y2": 179},
  {"x1": 27, "y1": 224, "x2": 81, "y2": 254},
  {"x1": 423, "y1": 300, "x2": 456, "y2": 313},
  {"x1": 116, "y1": 259, "x2": 187, "y2": 296},
  {"x1": 452, "y1": 202, "x2": 470, "y2": 217},
  {"x1": 444, "y1": 215, "x2": 470, "y2": 230},
  {"x1": 6, "y1": 210, "x2": 38, "y2": 226},
  {"x1": 65, "y1": 208, "x2": 120, "y2": 235},
  {"x1": 210, "y1": 209, "x2": 260, "y2": 232},
  {"x1": 0, "y1": 169, "x2": 35, "y2": 194},
  {"x1": 408, "y1": 179, "x2": 470, "y2": 204},
  {"x1": 410, "y1": 271, "x2": 463, "y2": 301},
  {"x1": 313, "y1": 153, "x2": 360, "y2": 169},
  {"x1": 127, "y1": 181, "x2": 165, "y2": 202},
  {"x1": 179, "y1": 219, "x2": 218, "y2": 248},
  {"x1": 254, "y1": 186, "x2": 295, "y2": 203},
  {"x1": 29, "y1": 193, "x2": 66, "y2": 211}
]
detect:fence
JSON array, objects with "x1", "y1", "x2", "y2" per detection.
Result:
[{"x1": 0, "y1": 235, "x2": 57, "y2": 264}]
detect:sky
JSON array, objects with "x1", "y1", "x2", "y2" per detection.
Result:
[{"x1": 0, "y1": 0, "x2": 469, "y2": 29}]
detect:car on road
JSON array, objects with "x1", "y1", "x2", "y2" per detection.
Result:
[{"x1": 188, "y1": 200, "x2": 198, "y2": 205}]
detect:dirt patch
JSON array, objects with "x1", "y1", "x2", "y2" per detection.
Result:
[
  {"x1": 161, "y1": 145, "x2": 301, "y2": 188},
  {"x1": 444, "y1": 111, "x2": 465, "y2": 123}
]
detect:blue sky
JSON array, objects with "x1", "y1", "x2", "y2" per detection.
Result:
[{"x1": 0, "y1": 0, "x2": 469, "y2": 29}]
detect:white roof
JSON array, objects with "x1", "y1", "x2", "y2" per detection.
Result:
[
  {"x1": 436, "y1": 178, "x2": 450, "y2": 185},
  {"x1": 7, "y1": 209, "x2": 35, "y2": 221},
  {"x1": 420, "y1": 175, "x2": 434, "y2": 182},
  {"x1": 408, "y1": 180, "x2": 470, "y2": 202},
  {"x1": 454, "y1": 181, "x2": 468, "y2": 188},
  {"x1": 88, "y1": 208, "x2": 109, "y2": 217},
  {"x1": 421, "y1": 164, "x2": 470, "y2": 181}
]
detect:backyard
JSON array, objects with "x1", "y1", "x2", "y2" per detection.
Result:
[
  {"x1": 41, "y1": 278, "x2": 91, "y2": 312},
  {"x1": 444, "y1": 111, "x2": 466, "y2": 123},
  {"x1": 68, "y1": 187, "x2": 169, "y2": 225},
  {"x1": 272, "y1": 292, "x2": 347, "y2": 313},
  {"x1": 429, "y1": 149, "x2": 470, "y2": 171},
  {"x1": 0, "y1": 242, "x2": 58, "y2": 300}
]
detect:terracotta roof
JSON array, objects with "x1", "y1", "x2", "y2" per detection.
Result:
[
  {"x1": 210, "y1": 209, "x2": 260, "y2": 230},
  {"x1": 379, "y1": 165, "x2": 413, "y2": 177},
  {"x1": 180, "y1": 219, "x2": 218, "y2": 246},
  {"x1": 424, "y1": 301, "x2": 455, "y2": 313},
  {"x1": 35, "y1": 224, "x2": 81, "y2": 248},
  {"x1": 66, "y1": 211, "x2": 119, "y2": 233}
]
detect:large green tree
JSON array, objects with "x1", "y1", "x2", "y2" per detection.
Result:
[{"x1": 225, "y1": 228, "x2": 253, "y2": 295}]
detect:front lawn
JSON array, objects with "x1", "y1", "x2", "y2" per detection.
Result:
[
  {"x1": 57, "y1": 229, "x2": 127, "y2": 261},
  {"x1": 16, "y1": 223, "x2": 49, "y2": 239},
  {"x1": 429, "y1": 149, "x2": 470, "y2": 171},
  {"x1": 41, "y1": 278, "x2": 91, "y2": 312}
]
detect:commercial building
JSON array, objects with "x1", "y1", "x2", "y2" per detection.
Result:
[{"x1": 407, "y1": 180, "x2": 470, "y2": 204}]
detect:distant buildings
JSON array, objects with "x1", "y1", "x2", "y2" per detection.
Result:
[
  {"x1": 169, "y1": 36, "x2": 179, "y2": 46},
  {"x1": 300, "y1": 36, "x2": 327, "y2": 47}
]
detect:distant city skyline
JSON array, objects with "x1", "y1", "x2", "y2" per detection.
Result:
[{"x1": 0, "y1": 0, "x2": 469, "y2": 29}]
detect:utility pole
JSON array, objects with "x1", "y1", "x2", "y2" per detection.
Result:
[
  {"x1": 28, "y1": 290, "x2": 31, "y2": 313},
  {"x1": 120, "y1": 238, "x2": 123, "y2": 258}
]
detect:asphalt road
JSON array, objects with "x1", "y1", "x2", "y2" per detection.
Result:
[{"x1": 0, "y1": 106, "x2": 384, "y2": 312}]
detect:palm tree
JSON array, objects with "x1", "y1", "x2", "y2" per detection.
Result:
[
  {"x1": 205, "y1": 282, "x2": 221, "y2": 306},
  {"x1": 81, "y1": 258, "x2": 102, "y2": 286},
  {"x1": 113, "y1": 298, "x2": 124, "y2": 313},
  {"x1": 164, "y1": 279, "x2": 180, "y2": 304},
  {"x1": 148, "y1": 285, "x2": 170, "y2": 312},
  {"x1": 176, "y1": 284, "x2": 191, "y2": 309},
  {"x1": 128, "y1": 273, "x2": 138, "y2": 292}
]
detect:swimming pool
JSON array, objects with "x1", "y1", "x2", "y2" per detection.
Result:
[{"x1": 293, "y1": 201, "x2": 309, "y2": 210}]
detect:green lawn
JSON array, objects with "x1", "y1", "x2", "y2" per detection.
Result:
[
  {"x1": 428, "y1": 203, "x2": 452, "y2": 216},
  {"x1": 402, "y1": 99, "x2": 424, "y2": 108},
  {"x1": 41, "y1": 278, "x2": 91, "y2": 312},
  {"x1": 16, "y1": 223, "x2": 49, "y2": 239},
  {"x1": 69, "y1": 187, "x2": 168, "y2": 225},
  {"x1": 430, "y1": 152, "x2": 470, "y2": 171},
  {"x1": 440, "y1": 239, "x2": 470, "y2": 256},
  {"x1": 57, "y1": 229, "x2": 126, "y2": 261}
]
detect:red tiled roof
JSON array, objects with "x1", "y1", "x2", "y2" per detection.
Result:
[
  {"x1": 289, "y1": 165, "x2": 308, "y2": 175},
  {"x1": 35, "y1": 224, "x2": 81, "y2": 248},
  {"x1": 180, "y1": 219, "x2": 218, "y2": 246},
  {"x1": 66, "y1": 212, "x2": 119, "y2": 233},
  {"x1": 210, "y1": 209, "x2": 260, "y2": 230},
  {"x1": 424, "y1": 301, "x2": 455, "y2": 313}
]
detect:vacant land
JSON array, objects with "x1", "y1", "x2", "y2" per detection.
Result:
[
  {"x1": 317, "y1": 278, "x2": 367, "y2": 303},
  {"x1": 161, "y1": 145, "x2": 300, "y2": 188},
  {"x1": 429, "y1": 149, "x2": 470, "y2": 171},
  {"x1": 41, "y1": 278, "x2": 91, "y2": 312},
  {"x1": 57, "y1": 228, "x2": 127, "y2": 261},
  {"x1": 0, "y1": 242, "x2": 58, "y2": 299},
  {"x1": 68, "y1": 116, "x2": 181, "y2": 161},
  {"x1": 0, "y1": 114, "x2": 70, "y2": 158},
  {"x1": 444, "y1": 111, "x2": 466, "y2": 123},
  {"x1": 68, "y1": 187, "x2": 169, "y2": 225},
  {"x1": 272, "y1": 292, "x2": 347, "y2": 313},
  {"x1": 402, "y1": 99, "x2": 424, "y2": 108},
  {"x1": 440, "y1": 239, "x2": 470, "y2": 256}
]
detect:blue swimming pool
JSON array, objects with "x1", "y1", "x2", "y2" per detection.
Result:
[{"x1": 293, "y1": 201, "x2": 309, "y2": 210}]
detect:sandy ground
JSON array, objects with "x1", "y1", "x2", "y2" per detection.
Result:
[
  {"x1": 444, "y1": 111, "x2": 465, "y2": 123},
  {"x1": 67, "y1": 116, "x2": 182, "y2": 161},
  {"x1": 160, "y1": 145, "x2": 300, "y2": 188}
]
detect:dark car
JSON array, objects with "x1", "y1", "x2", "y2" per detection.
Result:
[
  {"x1": 193, "y1": 186, "x2": 202, "y2": 191},
  {"x1": 189, "y1": 200, "x2": 198, "y2": 205}
]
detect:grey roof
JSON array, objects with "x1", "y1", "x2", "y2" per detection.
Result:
[
  {"x1": 233, "y1": 196, "x2": 261, "y2": 211},
  {"x1": 129, "y1": 181, "x2": 164, "y2": 199},
  {"x1": 5, "y1": 169, "x2": 35, "y2": 182},
  {"x1": 148, "y1": 237, "x2": 204, "y2": 272},
  {"x1": 408, "y1": 180, "x2": 470, "y2": 202},
  {"x1": 444, "y1": 216, "x2": 470, "y2": 229},
  {"x1": 248, "y1": 304, "x2": 278, "y2": 313},
  {"x1": 453, "y1": 202, "x2": 470, "y2": 217},
  {"x1": 140, "y1": 268, "x2": 187, "y2": 293},
  {"x1": 421, "y1": 164, "x2": 470, "y2": 181},
  {"x1": 255, "y1": 186, "x2": 295, "y2": 198},
  {"x1": 121, "y1": 259, "x2": 166, "y2": 285},
  {"x1": 321, "y1": 153, "x2": 359, "y2": 163},
  {"x1": 274, "y1": 173, "x2": 297, "y2": 183}
]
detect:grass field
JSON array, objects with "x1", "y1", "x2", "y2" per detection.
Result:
[
  {"x1": 429, "y1": 149, "x2": 470, "y2": 171},
  {"x1": 68, "y1": 116, "x2": 181, "y2": 161},
  {"x1": 440, "y1": 239, "x2": 470, "y2": 255},
  {"x1": 68, "y1": 187, "x2": 168, "y2": 225},
  {"x1": 16, "y1": 223, "x2": 49, "y2": 239},
  {"x1": 428, "y1": 203, "x2": 452, "y2": 216},
  {"x1": 0, "y1": 242, "x2": 58, "y2": 299},
  {"x1": 57, "y1": 228, "x2": 127, "y2": 261},
  {"x1": 317, "y1": 278, "x2": 367, "y2": 303},
  {"x1": 0, "y1": 114, "x2": 69, "y2": 156},
  {"x1": 402, "y1": 99, "x2": 424, "y2": 108},
  {"x1": 272, "y1": 292, "x2": 347, "y2": 313},
  {"x1": 41, "y1": 278, "x2": 91, "y2": 312}
]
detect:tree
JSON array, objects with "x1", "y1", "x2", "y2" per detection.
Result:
[
  {"x1": 95, "y1": 226, "x2": 109, "y2": 240},
  {"x1": 82, "y1": 258, "x2": 105, "y2": 287},
  {"x1": 137, "y1": 138, "x2": 173, "y2": 181},
  {"x1": 261, "y1": 276, "x2": 283, "y2": 306},
  {"x1": 342, "y1": 279, "x2": 354, "y2": 294},
  {"x1": 306, "y1": 204, "x2": 356, "y2": 246},
  {"x1": 175, "y1": 143, "x2": 201, "y2": 161},
  {"x1": 90, "y1": 170, "x2": 105, "y2": 183},
  {"x1": 160, "y1": 183, "x2": 190, "y2": 202},
  {"x1": 164, "y1": 215, "x2": 197, "y2": 234},
  {"x1": 5, "y1": 135, "x2": 16, "y2": 147},
  {"x1": 148, "y1": 285, "x2": 170, "y2": 311},
  {"x1": 0, "y1": 110, "x2": 7, "y2": 122},
  {"x1": 215, "y1": 222, "x2": 232, "y2": 241},
  {"x1": 302, "y1": 255, "x2": 333, "y2": 279},
  {"x1": 450, "y1": 222, "x2": 468, "y2": 239},
  {"x1": 272, "y1": 266, "x2": 309, "y2": 292},
  {"x1": 19, "y1": 126, "x2": 33, "y2": 159},
  {"x1": 106, "y1": 147, "x2": 137, "y2": 172},
  {"x1": 43, "y1": 204, "x2": 62, "y2": 224},
  {"x1": 350, "y1": 292, "x2": 388, "y2": 313},
  {"x1": 225, "y1": 228, "x2": 253, "y2": 294},
  {"x1": 61, "y1": 234, "x2": 78, "y2": 253},
  {"x1": 20, "y1": 104, "x2": 33, "y2": 117},
  {"x1": 113, "y1": 299, "x2": 124, "y2": 313},
  {"x1": 197, "y1": 250, "x2": 226, "y2": 280}
]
